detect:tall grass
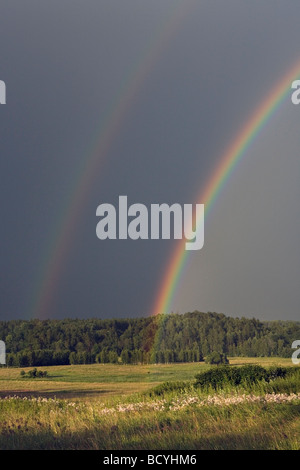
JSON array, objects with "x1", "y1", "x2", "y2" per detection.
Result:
[
  {"x1": 0, "y1": 366, "x2": 299, "y2": 450},
  {"x1": 0, "y1": 362, "x2": 300, "y2": 450},
  {"x1": 0, "y1": 393, "x2": 299, "y2": 450}
]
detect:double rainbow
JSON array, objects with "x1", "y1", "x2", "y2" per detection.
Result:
[{"x1": 30, "y1": 3, "x2": 300, "y2": 320}]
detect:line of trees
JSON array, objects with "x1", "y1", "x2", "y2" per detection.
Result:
[{"x1": 0, "y1": 311, "x2": 299, "y2": 367}]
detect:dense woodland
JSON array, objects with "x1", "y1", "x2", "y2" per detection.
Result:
[{"x1": 0, "y1": 311, "x2": 299, "y2": 367}]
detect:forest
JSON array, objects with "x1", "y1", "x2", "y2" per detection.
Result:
[{"x1": 0, "y1": 311, "x2": 299, "y2": 367}]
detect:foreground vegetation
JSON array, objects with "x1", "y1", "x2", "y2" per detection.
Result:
[
  {"x1": 0, "y1": 392, "x2": 299, "y2": 450},
  {"x1": 0, "y1": 359, "x2": 299, "y2": 449}
]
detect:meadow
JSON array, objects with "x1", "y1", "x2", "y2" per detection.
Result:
[{"x1": 0, "y1": 357, "x2": 299, "y2": 450}]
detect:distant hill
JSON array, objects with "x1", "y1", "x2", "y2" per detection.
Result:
[{"x1": 0, "y1": 312, "x2": 299, "y2": 366}]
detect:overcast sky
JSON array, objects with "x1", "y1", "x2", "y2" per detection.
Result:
[{"x1": 0, "y1": 0, "x2": 299, "y2": 322}]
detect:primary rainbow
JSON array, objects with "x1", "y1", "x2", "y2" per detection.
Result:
[{"x1": 152, "y1": 58, "x2": 300, "y2": 317}]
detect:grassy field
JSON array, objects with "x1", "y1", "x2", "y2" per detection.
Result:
[
  {"x1": 0, "y1": 358, "x2": 299, "y2": 450},
  {"x1": 0, "y1": 357, "x2": 293, "y2": 400}
]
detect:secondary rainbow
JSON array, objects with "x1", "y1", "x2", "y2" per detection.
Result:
[
  {"x1": 30, "y1": 2, "x2": 194, "y2": 319},
  {"x1": 152, "y1": 58, "x2": 300, "y2": 317}
]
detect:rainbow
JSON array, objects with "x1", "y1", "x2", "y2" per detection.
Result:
[
  {"x1": 31, "y1": 2, "x2": 194, "y2": 318},
  {"x1": 152, "y1": 58, "x2": 300, "y2": 317}
]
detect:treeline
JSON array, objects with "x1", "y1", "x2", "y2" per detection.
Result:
[{"x1": 0, "y1": 311, "x2": 299, "y2": 367}]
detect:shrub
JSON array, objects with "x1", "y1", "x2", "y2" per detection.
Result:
[
  {"x1": 27, "y1": 368, "x2": 38, "y2": 378},
  {"x1": 267, "y1": 366, "x2": 288, "y2": 381},
  {"x1": 194, "y1": 364, "x2": 282, "y2": 390},
  {"x1": 194, "y1": 366, "x2": 231, "y2": 389},
  {"x1": 238, "y1": 365, "x2": 268, "y2": 384},
  {"x1": 205, "y1": 352, "x2": 229, "y2": 365},
  {"x1": 36, "y1": 370, "x2": 48, "y2": 378},
  {"x1": 20, "y1": 368, "x2": 48, "y2": 379}
]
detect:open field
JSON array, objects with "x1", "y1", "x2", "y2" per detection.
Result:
[
  {"x1": 0, "y1": 358, "x2": 299, "y2": 450},
  {"x1": 0, "y1": 357, "x2": 293, "y2": 400}
]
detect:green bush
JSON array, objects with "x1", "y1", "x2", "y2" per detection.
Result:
[
  {"x1": 194, "y1": 364, "x2": 287, "y2": 390},
  {"x1": 27, "y1": 368, "x2": 38, "y2": 378},
  {"x1": 238, "y1": 365, "x2": 268, "y2": 384},
  {"x1": 20, "y1": 368, "x2": 48, "y2": 379},
  {"x1": 267, "y1": 366, "x2": 287, "y2": 381},
  {"x1": 194, "y1": 366, "x2": 232, "y2": 389},
  {"x1": 36, "y1": 370, "x2": 48, "y2": 378},
  {"x1": 205, "y1": 352, "x2": 229, "y2": 365}
]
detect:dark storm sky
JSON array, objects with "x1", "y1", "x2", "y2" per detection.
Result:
[{"x1": 0, "y1": 1, "x2": 299, "y2": 321}]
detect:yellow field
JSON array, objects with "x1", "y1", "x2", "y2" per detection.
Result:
[{"x1": 0, "y1": 357, "x2": 293, "y2": 401}]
